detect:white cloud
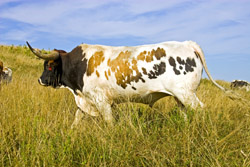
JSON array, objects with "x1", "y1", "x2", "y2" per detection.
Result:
[
  {"x1": 1, "y1": 0, "x2": 250, "y2": 51},
  {"x1": 0, "y1": 0, "x2": 250, "y2": 81},
  {"x1": 0, "y1": 0, "x2": 21, "y2": 6},
  {"x1": 1, "y1": 29, "x2": 33, "y2": 41},
  {"x1": 123, "y1": 0, "x2": 189, "y2": 15}
]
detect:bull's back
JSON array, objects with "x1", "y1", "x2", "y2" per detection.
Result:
[{"x1": 83, "y1": 41, "x2": 203, "y2": 98}]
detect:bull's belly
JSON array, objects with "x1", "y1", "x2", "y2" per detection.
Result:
[{"x1": 112, "y1": 91, "x2": 172, "y2": 107}]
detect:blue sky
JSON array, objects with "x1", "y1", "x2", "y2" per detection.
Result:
[{"x1": 0, "y1": 0, "x2": 249, "y2": 81}]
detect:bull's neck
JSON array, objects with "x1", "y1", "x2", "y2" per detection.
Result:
[{"x1": 60, "y1": 52, "x2": 88, "y2": 95}]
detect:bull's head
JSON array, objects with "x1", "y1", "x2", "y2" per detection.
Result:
[
  {"x1": 26, "y1": 41, "x2": 63, "y2": 88},
  {"x1": 0, "y1": 61, "x2": 12, "y2": 84}
]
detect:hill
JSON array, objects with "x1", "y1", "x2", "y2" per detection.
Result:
[{"x1": 0, "y1": 45, "x2": 249, "y2": 166}]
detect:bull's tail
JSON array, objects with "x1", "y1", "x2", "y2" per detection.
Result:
[
  {"x1": 188, "y1": 41, "x2": 226, "y2": 91},
  {"x1": 187, "y1": 41, "x2": 245, "y2": 101}
]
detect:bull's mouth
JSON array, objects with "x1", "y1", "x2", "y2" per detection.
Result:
[{"x1": 38, "y1": 78, "x2": 61, "y2": 88}]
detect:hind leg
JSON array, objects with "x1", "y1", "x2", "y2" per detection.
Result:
[
  {"x1": 174, "y1": 97, "x2": 185, "y2": 108},
  {"x1": 173, "y1": 91, "x2": 204, "y2": 109},
  {"x1": 173, "y1": 92, "x2": 203, "y2": 122}
]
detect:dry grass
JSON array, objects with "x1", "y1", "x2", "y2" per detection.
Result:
[{"x1": 0, "y1": 45, "x2": 250, "y2": 166}]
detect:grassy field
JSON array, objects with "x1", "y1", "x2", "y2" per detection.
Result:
[{"x1": 0, "y1": 45, "x2": 250, "y2": 166}]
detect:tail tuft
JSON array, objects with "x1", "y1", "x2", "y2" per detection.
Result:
[{"x1": 225, "y1": 89, "x2": 249, "y2": 107}]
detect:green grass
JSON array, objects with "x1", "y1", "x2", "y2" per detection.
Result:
[{"x1": 0, "y1": 45, "x2": 250, "y2": 166}]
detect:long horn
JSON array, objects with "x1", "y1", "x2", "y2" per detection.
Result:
[{"x1": 26, "y1": 41, "x2": 59, "y2": 60}]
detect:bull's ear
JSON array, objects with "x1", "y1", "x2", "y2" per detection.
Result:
[{"x1": 54, "y1": 49, "x2": 67, "y2": 54}]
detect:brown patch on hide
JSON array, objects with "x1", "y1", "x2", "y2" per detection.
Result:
[
  {"x1": 96, "y1": 70, "x2": 100, "y2": 77},
  {"x1": 106, "y1": 48, "x2": 167, "y2": 89},
  {"x1": 87, "y1": 51, "x2": 104, "y2": 76},
  {"x1": 137, "y1": 47, "x2": 166, "y2": 62}
]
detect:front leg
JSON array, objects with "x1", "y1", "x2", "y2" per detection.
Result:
[
  {"x1": 76, "y1": 89, "x2": 114, "y2": 124},
  {"x1": 71, "y1": 95, "x2": 100, "y2": 128},
  {"x1": 71, "y1": 109, "x2": 84, "y2": 129},
  {"x1": 99, "y1": 102, "x2": 113, "y2": 123},
  {"x1": 74, "y1": 93, "x2": 99, "y2": 117},
  {"x1": 71, "y1": 101, "x2": 113, "y2": 128},
  {"x1": 93, "y1": 97, "x2": 114, "y2": 124},
  {"x1": 71, "y1": 100, "x2": 100, "y2": 128}
]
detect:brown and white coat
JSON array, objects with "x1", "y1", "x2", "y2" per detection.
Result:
[{"x1": 27, "y1": 41, "x2": 227, "y2": 127}]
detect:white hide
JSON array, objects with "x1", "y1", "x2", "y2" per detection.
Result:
[{"x1": 70, "y1": 41, "x2": 208, "y2": 124}]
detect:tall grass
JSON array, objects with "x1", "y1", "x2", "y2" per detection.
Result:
[{"x1": 0, "y1": 45, "x2": 249, "y2": 166}]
